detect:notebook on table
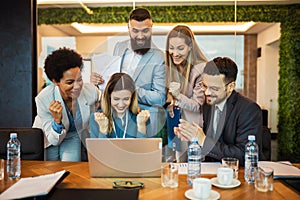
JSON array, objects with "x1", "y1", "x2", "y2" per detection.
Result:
[{"x1": 86, "y1": 138, "x2": 162, "y2": 177}]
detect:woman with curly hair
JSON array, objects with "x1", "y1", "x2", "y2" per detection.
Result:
[{"x1": 33, "y1": 47, "x2": 100, "y2": 161}]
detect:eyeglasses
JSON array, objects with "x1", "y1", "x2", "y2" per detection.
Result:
[
  {"x1": 113, "y1": 180, "x2": 144, "y2": 189},
  {"x1": 200, "y1": 81, "x2": 232, "y2": 92}
]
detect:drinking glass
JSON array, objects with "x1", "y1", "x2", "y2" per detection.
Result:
[
  {"x1": 255, "y1": 167, "x2": 274, "y2": 192},
  {"x1": 222, "y1": 157, "x2": 239, "y2": 179},
  {"x1": 161, "y1": 163, "x2": 178, "y2": 188}
]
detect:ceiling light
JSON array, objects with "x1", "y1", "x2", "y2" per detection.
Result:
[
  {"x1": 79, "y1": 0, "x2": 93, "y2": 14},
  {"x1": 71, "y1": 23, "x2": 128, "y2": 33},
  {"x1": 71, "y1": 21, "x2": 256, "y2": 34}
]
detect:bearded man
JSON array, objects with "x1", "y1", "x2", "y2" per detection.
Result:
[
  {"x1": 91, "y1": 8, "x2": 166, "y2": 137},
  {"x1": 112, "y1": 8, "x2": 166, "y2": 108}
]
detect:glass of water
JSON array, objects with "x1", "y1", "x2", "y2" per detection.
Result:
[
  {"x1": 222, "y1": 157, "x2": 239, "y2": 179},
  {"x1": 255, "y1": 166, "x2": 274, "y2": 192},
  {"x1": 161, "y1": 163, "x2": 178, "y2": 188}
]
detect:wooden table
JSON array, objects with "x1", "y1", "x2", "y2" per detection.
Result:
[{"x1": 0, "y1": 161, "x2": 299, "y2": 199}]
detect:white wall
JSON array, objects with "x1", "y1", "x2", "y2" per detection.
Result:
[
  {"x1": 76, "y1": 36, "x2": 108, "y2": 56},
  {"x1": 257, "y1": 23, "x2": 280, "y2": 133}
]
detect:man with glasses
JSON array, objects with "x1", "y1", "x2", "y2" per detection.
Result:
[{"x1": 174, "y1": 57, "x2": 264, "y2": 164}]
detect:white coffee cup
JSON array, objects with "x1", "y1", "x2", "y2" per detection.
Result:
[
  {"x1": 193, "y1": 178, "x2": 211, "y2": 199},
  {"x1": 217, "y1": 167, "x2": 233, "y2": 186}
]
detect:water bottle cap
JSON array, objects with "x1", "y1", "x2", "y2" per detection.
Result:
[
  {"x1": 248, "y1": 135, "x2": 255, "y2": 141},
  {"x1": 191, "y1": 137, "x2": 198, "y2": 142},
  {"x1": 10, "y1": 133, "x2": 17, "y2": 138}
]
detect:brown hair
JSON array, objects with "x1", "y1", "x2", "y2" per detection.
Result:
[
  {"x1": 101, "y1": 73, "x2": 138, "y2": 133},
  {"x1": 165, "y1": 25, "x2": 207, "y2": 94}
]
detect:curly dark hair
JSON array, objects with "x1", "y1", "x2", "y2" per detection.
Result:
[{"x1": 44, "y1": 47, "x2": 83, "y2": 82}]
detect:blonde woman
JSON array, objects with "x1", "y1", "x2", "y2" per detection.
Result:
[
  {"x1": 165, "y1": 25, "x2": 208, "y2": 162},
  {"x1": 90, "y1": 73, "x2": 150, "y2": 138}
]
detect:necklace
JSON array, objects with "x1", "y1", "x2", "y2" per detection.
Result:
[{"x1": 112, "y1": 110, "x2": 129, "y2": 138}]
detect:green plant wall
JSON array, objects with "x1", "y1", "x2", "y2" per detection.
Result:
[
  {"x1": 277, "y1": 5, "x2": 300, "y2": 162},
  {"x1": 38, "y1": 4, "x2": 300, "y2": 162},
  {"x1": 38, "y1": 5, "x2": 295, "y2": 24}
]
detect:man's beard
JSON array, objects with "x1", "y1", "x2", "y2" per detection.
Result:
[{"x1": 130, "y1": 37, "x2": 151, "y2": 55}]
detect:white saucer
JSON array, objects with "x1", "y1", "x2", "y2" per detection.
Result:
[
  {"x1": 185, "y1": 189, "x2": 220, "y2": 200},
  {"x1": 211, "y1": 177, "x2": 241, "y2": 189}
]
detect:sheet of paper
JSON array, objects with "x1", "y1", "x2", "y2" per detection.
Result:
[
  {"x1": 91, "y1": 53, "x2": 121, "y2": 90},
  {"x1": 258, "y1": 161, "x2": 300, "y2": 179},
  {"x1": 0, "y1": 170, "x2": 67, "y2": 200},
  {"x1": 176, "y1": 162, "x2": 222, "y2": 175}
]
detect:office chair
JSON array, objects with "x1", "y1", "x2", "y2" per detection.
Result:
[
  {"x1": 260, "y1": 109, "x2": 272, "y2": 161},
  {"x1": 262, "y1": 126, "x2": 271, "y2": 161},
  {"x1": 0, "y1": 128, "x2": 44, "y2": 160}
]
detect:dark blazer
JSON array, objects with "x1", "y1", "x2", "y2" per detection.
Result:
[{"x1": 202, "y1": 90, "x2": 263, "y2": 165}]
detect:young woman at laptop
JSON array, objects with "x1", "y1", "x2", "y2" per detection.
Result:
[{"x1": 89, "y1": 73, "x2": 150, "y2": 138}]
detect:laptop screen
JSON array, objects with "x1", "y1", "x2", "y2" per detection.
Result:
[{"x1": 86, "y1": 138, "x2": 162, "y2": 177}]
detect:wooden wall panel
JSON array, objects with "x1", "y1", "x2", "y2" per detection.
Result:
[{"x1": 244, "y1": 34, "x2": 257, "y2": 102}]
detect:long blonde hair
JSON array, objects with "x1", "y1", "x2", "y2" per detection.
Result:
[
  {"x1": 165, "y1": 25, "x2": 208, "y2": 95},
  {"x1": 101, "y1": 73, "x2": 138, "y2": 133}
]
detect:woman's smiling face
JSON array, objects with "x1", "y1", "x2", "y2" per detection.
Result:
[
  {"x1": 168, "y1": 37, "x2": 191, "y2": 65},
  {"x1": 111, "y1": 89, "x2": 132, "y2": 116},
  {"x1": 53, "y1": 67, "x2": 83, "y2": 101}
]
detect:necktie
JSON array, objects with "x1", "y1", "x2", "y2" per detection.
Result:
[{"x1": 213, "y1": 106, "x2": 222, "y2": 136}]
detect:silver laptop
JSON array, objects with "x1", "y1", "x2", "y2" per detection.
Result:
[{"x1": 86, "y1": 138, "x2": 162, "y2": 177}]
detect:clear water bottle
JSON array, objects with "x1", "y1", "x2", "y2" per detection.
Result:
[
  {"x1": 187, "y1": 137, "x2": 202, "y2": 185},
  {"x1": 7, "y1": 133, "x2": 21, "y2": 178},
  {"x1": 244, "y1": 135, "x2": 258, "y2": 183}
]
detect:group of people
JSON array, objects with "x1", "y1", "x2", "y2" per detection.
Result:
[{"x1": 33, "y1": 8, "x2": 265, "y2": 165}]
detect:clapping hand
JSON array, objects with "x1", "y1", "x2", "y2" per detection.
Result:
[
  {"x1": 94, "y1": 112, "x2": 109, "y2": 134},
  {"x1": 174, "y1": 119, "x2": 205, "y2": 146},
  {"x1": 49, "y1": 100, "x2": 63, "y2": 124}
]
